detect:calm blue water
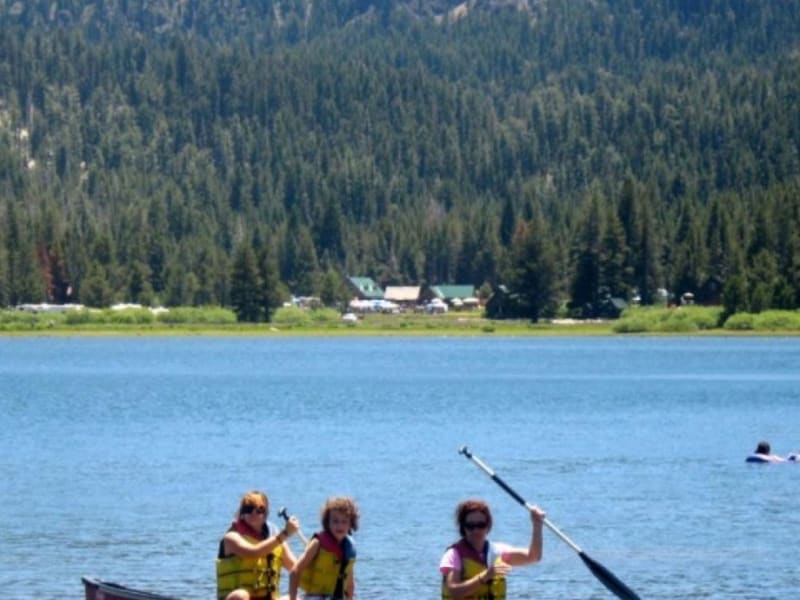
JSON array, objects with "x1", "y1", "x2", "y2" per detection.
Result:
[{"x1": 1, "y1": 336, "x2": 799, "y2": 599}]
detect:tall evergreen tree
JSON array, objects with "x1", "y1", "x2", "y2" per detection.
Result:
[
  {"x1": 45, "y1": 238, "x2": 73, "y2": 304},
  {"x1": 569, "y1": 193, "x2": 603, "y2": 316},
  {"x1": 5, "y1": 201, "x2": 44, "y2": 304},
  {"x1": 722, "y1": 273, "x2": 749, "y2": 318},
  {"x1": 289, "y1": 226, "x2": 320, "y2": 296},
  {"x1": 0, "y1": 229, "x2": 8, "y2": 307},
  {"x1": 616, "y1": 178, "x2": 642, "y2": 296},
  {"x1": 317, "y1": 198, "x2": 346, "y2": 263},
  {"x1": 230, "y1": 242, "x2": 263, "y2": 322},
  {"x1": 635, "y1": 201, "x2": 663, "y2": 304},
  {"x1": 748, "y1": 249, "x2": 778, "y2": 312},
  {"x1": 507, "y1": 216, "x2": 558, "y2": 322},
  {"x1": 193, "y1": 245, "x2": 221, "y2": 306},
  {"x1": 319, "y1": 267, "x2": 346, "y2": 308},
  {"x1": 258, "y1": 243, "x2": 283, "y2": 322},
  {"x1": 128, "y1": 260, "x2": 154, "y2": 305},
  {"x1": 80, "y1": 264, "x2": 114, "y2": 308},
  {"x1": 500, "y1": 196, "x2": 516, "y2": 246},
  {"x1": 706, "y1": 196, "x2": 733, "y2": 283},
  {"x1": 600, "y1": 203, "x2": 630, "y2": 300},
  {"x1": 671, "y1": 204, "x2": 708, "y2": 300}
]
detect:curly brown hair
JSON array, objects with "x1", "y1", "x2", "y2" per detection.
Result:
[
  {"x1": 455, "y1": 499, "x2": 493, "y2": 537},
  {"x1": 321, "y1": 496, "x2": 360, "y2": 534}
]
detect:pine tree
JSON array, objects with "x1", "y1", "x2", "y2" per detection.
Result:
[
  {"x1": 635, "y1": 202, "x2": 663, "y2": 305},
  {"x1": 289, "y1": 226, "x2": 320, "y2": 296},
  {"x1": 748, "y1": 249, "x2": 778, "y2": 312},
  {"x1": 600, "y1": 203, "x2": 630, "y2": 300},
  {"x1": 258, "y1": 244, "x2": 282, "y2": 322},
  {"x1": 0, "y1": 230, "x2": 8, "y2": 307},
  {"x1": 500, "y1": 196, "x2": 516, "y2": 246},
  {"x1": 80, "y1": 264, "x2": 114, "y2": 308},
  {"x1": 317, "y1": 198, "x2": 346, "y2": 263},
  {"x1": 616, "y1": 178, "x2": 642, "y2": 296},
  {"x1": 5, "y1": 201, "x2": 45, "y2": 304},
  {"x1": 319, "y1": 267, "x2": 345, "y2": 308},
  {"x1": 193, "y1": 244, "x2": 221, "y2": 306},
  {"x1": 670, "y1": 203, "x2": 707, "y2": 301},
  {"x1": 128, "y1": 260, "x2": 154, "y2": 305},
  {"x1": 230, "y1": 242, "x2": 263, "y2": 322},
  {"x1": 569, "y1": 194, "x2": 603, "y2": 316},
  {"x1": 722, "y1": 273, "x2": 749, "y2": 318},
  {"x1": 507, "y1": 216, "x2": 558, "y2": 322},
  {"x1": 46, "y1": 238, "x2": 73, "y2": 304}
]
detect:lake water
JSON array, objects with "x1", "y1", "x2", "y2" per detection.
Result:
[{"x1": 1, "y1": 336, "x2": 799, "y2": 599}]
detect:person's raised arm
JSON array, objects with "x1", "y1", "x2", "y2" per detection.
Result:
[
  {"x1": 504, "y1": 505, "x2": 545, "y2": 567},
  {"x1": 224, "y1": 516, "x2": 298, "y2": 558}
]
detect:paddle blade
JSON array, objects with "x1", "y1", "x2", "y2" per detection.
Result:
[{"x1": 579, "y1": 551, "x2": 641, "y2": 600}]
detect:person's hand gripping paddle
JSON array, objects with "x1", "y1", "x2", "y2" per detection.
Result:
[{"x1": 278, "y1": 507, "x2": 309, "y2": 546}]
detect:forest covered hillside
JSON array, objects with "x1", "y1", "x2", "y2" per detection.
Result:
[{"x1": 1, "y1": 0, "x2": 800, "y2": 320}]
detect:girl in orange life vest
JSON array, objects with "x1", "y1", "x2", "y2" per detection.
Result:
[
  {"x1": 217, "y1": 490, "x2": 301, "y2": 600},
  {"x1": 289, "y1": 496, "x2": 359, "y2": 600},
  {"x1": 440, "y1": 499, "x2": 545, "y2": 599}
]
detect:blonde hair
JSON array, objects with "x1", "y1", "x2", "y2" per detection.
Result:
[{"x1": 321, "y1": 496, "x2": 359, "y2": 534}]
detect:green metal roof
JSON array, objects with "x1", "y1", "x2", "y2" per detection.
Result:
[
  {"x1": 429, "y1": 285, "x2": 476, "y2": 300},
  {"x1": 348, "y1": 276, "x2": 384, "y2": 299}
]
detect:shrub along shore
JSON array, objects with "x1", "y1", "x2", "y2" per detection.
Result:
[{"x1": 2, "y1": 305, "x2": 800, "y2": 336}]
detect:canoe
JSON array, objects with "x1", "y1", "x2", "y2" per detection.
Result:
[{"x1": 82, "y1": 576, "x2": 181, "y2": 600}]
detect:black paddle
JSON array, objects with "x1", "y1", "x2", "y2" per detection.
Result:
[{"x1": 459, "y1": 446, "x2": 641, "y2": 600}]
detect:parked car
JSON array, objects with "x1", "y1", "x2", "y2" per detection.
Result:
[{"x1": 425, "y1": 299, "x2": 448, "y2": 314}]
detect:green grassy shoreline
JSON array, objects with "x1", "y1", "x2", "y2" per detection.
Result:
[
  {"x1": 3, "y1": 305, "x2": 800, "y2": 336},
  {"x1": 2, "y1": 319, "x2": 799, "y2": 337},
  {"x1": 0, "y1": 317, "x2": 615, "y2": 337}
]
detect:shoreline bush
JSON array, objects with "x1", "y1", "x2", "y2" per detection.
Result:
[
  {"x1": 156, "y1": 307, "x2": 236, "y2": 324},
  {"x1": 722, "y1": 313, "x2": 755, "y2": 330},
  {"x1": 753, "y1": 310, "x2": 800, "y2": 331},
  {"x1": 614, "y1": 306, "x2": 724, "y2": 333},
  {"x1": 724, "y1": 310, "x2": 800, "y2": 331}
]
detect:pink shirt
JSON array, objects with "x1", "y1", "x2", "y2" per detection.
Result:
[{"x1": 439, "y1": 541, "x2": 512, "y2": 575}]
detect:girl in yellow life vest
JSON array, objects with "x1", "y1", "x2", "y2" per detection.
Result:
[
  {"x1": 439, "y1": 499, "x2": 545, "y2": 600},
  {"x1": 289, "y1": 496, "x2": 359, "y2": 600},
  {"x1": 217, "y1": 490, "x2": 301, "y2": 600}
]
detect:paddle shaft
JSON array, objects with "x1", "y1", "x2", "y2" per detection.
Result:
[
  {"x1": 277, "y1": 507, "x2": 310, "y2": 546},
  {"x1": 459, "y1": 446, "x2": 641, "y2": 600},
  {"x1": 461, "y1": 448, "x2": 581, "y2": 553}
]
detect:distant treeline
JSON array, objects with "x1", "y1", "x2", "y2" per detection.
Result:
[{"x1": 1, "y1": 0, "x2": 800, "y2": 321}]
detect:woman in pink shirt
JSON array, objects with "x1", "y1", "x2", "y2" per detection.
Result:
[{"x1": 439, "y1": 499, "x2": 545, "y2": 599}]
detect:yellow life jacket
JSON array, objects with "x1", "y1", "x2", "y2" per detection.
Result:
[
  {"x1": 298, "y1": 531, "x2": 356, "y2": 599},
  {"x1": 217, "y1": 522, "x2": 284, "y2": 600},
  {"x1": 441, "y1": 539, "x2": 506, "y2": 600}
]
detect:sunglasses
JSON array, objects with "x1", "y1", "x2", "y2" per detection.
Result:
[
  {"x1": 242, "y1": 506, "x2": 267, "y2": 515},
  {"x1": 464, "y1": 521, "x2": 488, "y2": 531}
]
